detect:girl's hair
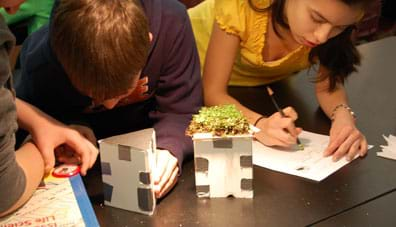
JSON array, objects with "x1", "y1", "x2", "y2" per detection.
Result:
[{"x1": 248, "y1": 0, "x2": 371, "y2": 91}]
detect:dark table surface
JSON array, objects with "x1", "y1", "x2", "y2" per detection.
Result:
[
  {"x1": 314, "y1": 190, "x2": 396, "y2": 227},
  {"x1": 84, "y1": 37, "x2": 396, "y2": 227}
]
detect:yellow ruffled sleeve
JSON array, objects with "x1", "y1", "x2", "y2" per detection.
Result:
[
  {"x1": 215, "y1": 0, "x2": 271, "y2": 48},
  {"x1": 214, "y1": 0, "x2": 249, "y2": 40}
]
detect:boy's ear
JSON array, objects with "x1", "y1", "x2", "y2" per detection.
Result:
[{"x1": 149, "y1": 32, "x2": 153, "y2": 42}]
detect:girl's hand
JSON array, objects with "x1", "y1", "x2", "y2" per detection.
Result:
[
  {"x1": 254, "y1": 106, "x2": 302, "y2": 147},
  {"x1": 324, "y1": 111, "x2": 367, "y2": 161},
  {"x1": 153, "y1": 149, "x2": 179, "y2": 198}
]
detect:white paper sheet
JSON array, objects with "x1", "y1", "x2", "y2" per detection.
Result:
[
  {"x1": 377, "y1": 134, "x2": 396, "y2": 160},
  {"x1": 253, "y1": 131, "x2": 369, "y2": 181}
]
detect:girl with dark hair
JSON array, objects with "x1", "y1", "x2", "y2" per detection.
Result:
[{"x1": 189, "y1": 0, "x2": 370, "y2": 161}]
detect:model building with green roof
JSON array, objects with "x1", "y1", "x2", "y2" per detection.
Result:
[
  {"x1": 187, "y1": 105, "x2": 254, "y2": 198},
  {"x1": 186, "y1": 104, "x2": 250, "y2": 137}
]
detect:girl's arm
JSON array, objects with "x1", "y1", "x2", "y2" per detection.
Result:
[
  {"x1": 203, "y1": 22, "x2": 300, "y2": 147},
  {"x1": 203, "y1": 22, "x2": 262, "y2": 123},
  {"x1": 0, "y1": 142, "x2": 44, "y2": 217},
  {"x1": 315, "y1": 66, "x2": 351, "y2": 117},
  {"x1": 315, "y1": 66, "x2": 367, "y2": 161}
]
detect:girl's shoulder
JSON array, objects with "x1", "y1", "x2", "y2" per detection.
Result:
[
  {"x1": 215, "y1": 0, "x2": 271, "y2": 17},
  {"x1": 214, "y1": 0, "x2": 271, "y2": 38}
]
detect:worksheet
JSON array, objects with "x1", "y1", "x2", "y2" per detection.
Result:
[{"x1": 253, "y1": 130, "x2": 365, "y2": 181}]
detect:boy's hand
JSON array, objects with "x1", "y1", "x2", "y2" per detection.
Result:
[
  {"x1": 69, "y1": 124, "x2": 97, "y2": 146},
  {"x1": 153, "y1": 149, "x2": 179, "y2": 198},
  {"x1": 31, "y1": 121, "x2": 98, "y2": 176}
]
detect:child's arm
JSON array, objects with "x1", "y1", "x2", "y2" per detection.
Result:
[
  {"x1": 16, "y1": 98, "x2": 98, "y2": 175},
  {"x1": 148, "y1": 6, "x2": 202, "y2": 197},
  {"x1": 0, "y1": 142, "x2": 44, "y2": 217},
  {"x1": 203, "y1": 23, "x2": 301, "y2": 147},
  {"x1": 315, "y1": 66, "x2": 367, "y2": 161},
  {"x1": 203, "y1": 23, "x2": 260, "y2": 121}
]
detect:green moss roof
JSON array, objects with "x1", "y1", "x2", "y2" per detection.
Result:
[{"x1": 186, "y1": 105, "x2": 250, "y2": 136}]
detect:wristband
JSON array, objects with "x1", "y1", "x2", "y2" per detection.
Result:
[
  {"x1": 254, "y1": 115, "x2": 266, "y2": 126},
  {"x1": 330, "y1": 104, "x2": 356, "y2": 121}
]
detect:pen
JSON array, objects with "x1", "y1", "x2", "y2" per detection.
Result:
[{"x1": 266, "y1": 86, "x2": 304, "y2": 150}]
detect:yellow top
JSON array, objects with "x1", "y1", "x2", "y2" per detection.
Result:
[{"x1": 188, "y1": 0, "x2": 312, "y2": 86}]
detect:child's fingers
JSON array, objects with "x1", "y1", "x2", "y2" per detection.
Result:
[
  {"x1": 281, "y1": 118, "x2": 299, "y2": 138},
  {"x1": 324, "y1": 129, "x2": 349, "y2": 157},
  {"x1": 359, "y1": 137, "x2": 368, "y2": 157},
  {"x1": 346, "y1": 140, "x2": 361, "y2": 161},
  {"x1": 155, "y1": 152, "x2": 178, "y2": 189},
  {"x1": 83, "y1": 131, "x2": 97, "y2": 147},
  {"x1": 277, "y1": 129, "x2": 297, "y2": 145},
  {"x1": 70, "y1": 125, "x2": 97, "y2": 146},
  {"x1": 62, "y1": 136, "x2": 98, "y2": 169},
  {"x1": 65, "y1": 132, "x2": 91, "y2": 176},
  {"x1": 157, "y1": 167, "x2": 179, "y2": 198},
  {"x1": 57, "y1": 155, "x2": 80, "y2": 164},
  {"x1": 85, "y1": 140, "x2": 99, "y2": 168},
  {"x1": 156, "y1": 164, "x2": 178, "y2": 197},
  {"x1": 269, "y1": 110, "x2": 300, "y2": 141},
  {"x1": 153, "y1": 158, "x2": 166, "y2": 184},
  {"x1": 282, "y1": 106, "x2": 298, "y2": 121},
  {"x1": 332, "y1": 131, "x2": 360, "y2": 161},
  {"x1": 41, "y1": 147, "x2": 56, "y2": 174},
  {"x1": 296, "y1": 127, "x2": 303, "y2": 135},
  {"x1": 261, "y1": 129, "x2": 292, "y2": 147}
]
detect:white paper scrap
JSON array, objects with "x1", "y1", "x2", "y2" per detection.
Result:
[{"x1": 377, "y1": 134, "x2": 396, "y2": 160}]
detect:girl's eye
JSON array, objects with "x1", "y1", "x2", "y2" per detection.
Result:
[
  {"x1": 333, "y1": 25, "x2": 348, "y2": 33},
  {"x1": 311, "y1": 14, "x2": 324, "y2": 23}
]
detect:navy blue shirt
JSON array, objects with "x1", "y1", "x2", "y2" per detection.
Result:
[{"x1": 16, "y1": 0, "x2": 203, "y2": 167}]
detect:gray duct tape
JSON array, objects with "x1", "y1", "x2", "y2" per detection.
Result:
[
  {"x1": 195, "y1": 157, "x2": 209, "y2": 172},
  {"x1": 101, "y1": 162, "x2": 112, "y2": 175},
  {"x1": 118, "y1": 145, "x2": 132, "y2": 161},
  {"x1": 138, "y1": 188, "x2": 154, "y2": 212},
  {"x1": 240, "y1": 156, "x2": 253, "y2": 168},
  {"x1": 103, "y1": 182, "x2": 114, "y2": 202},
  {"x1": 213, "y1": 138, "x2": 233, "y2": 148},
  {"x1": 241, "y1": 179, "x2": 253, "y2": 191},
  {"x1": 139, "y1": 172, "x2": 151, "y2": 185}
]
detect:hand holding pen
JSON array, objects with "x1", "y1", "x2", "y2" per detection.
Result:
[
  {"x1": 252, "y1": 86, "x2": 304, "y2": 149},
  {"x1": 266, "y1": 86, "x2": 304, "y2": 150}
]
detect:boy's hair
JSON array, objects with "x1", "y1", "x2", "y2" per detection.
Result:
[
  {"x1": 51, "y1": 0, "x2": 150, "y2": 101},
  {"x1": 248, "y1": 0, "x2": 371, "y2": 92}
]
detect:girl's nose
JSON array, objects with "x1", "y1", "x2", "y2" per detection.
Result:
[{"x1": 314, "y1": 24, "x2": 333, "y2": 44}]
